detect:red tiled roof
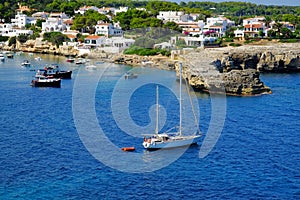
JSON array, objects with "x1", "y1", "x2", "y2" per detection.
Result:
[
  {"x1": 85, "y1": 35, "x2": 101, "y2": 39},
  {"x1": 244, "y1": 24, "x2": 263, "y2": 28}
]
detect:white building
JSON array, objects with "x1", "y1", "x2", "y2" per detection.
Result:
[
  {"x1": 243, "y1": 16, "x2": 265, "y2": 26},
  {"x1": 84, "y1": 35, "x2": 106, "y2": 47},
  {"x1": 0, "y1": 23, "x2": 33, "y2": 37},
  {"x1": 32, "y1": 12, "x2": 49, "y2": 19},
  {"x1": 42, "y1": 18, "x2": 67, "y2": 32},
  {"x1": 114, "y1": 7, "x2": 129, "y2": 15},
  {"x1": 203, "y1": 16, "x2": 235, "y2": 37},
  {"x1": 157, "y1": 11, "x2": 185, "y2": 22},
  {"x1": 41, "y1": 12, "x2": 70, "y2": 33},
  {"x1": 11, "y1": 12, "x2": 35, "y2": 28},
  {"x1": 100, "y1": 37, "x2": 135, "y2": 53},
  {"x1": 95, "y1": 22, "x2": 123, "y2": 37},
  {"x1": 75, "y1": 6, "x2": 99, "y2": 15}
]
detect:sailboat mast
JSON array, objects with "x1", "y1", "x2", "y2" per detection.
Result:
[
  {"x1": 155, "y1": 85, "x2": 159, "y2": 135},
  {"x1": 179, "y1": 63, "x2": 182, "y2": 136}
]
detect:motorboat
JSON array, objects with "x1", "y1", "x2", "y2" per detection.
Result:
[
  {"x1": 31, "y1": 75, "x2": 61, "y2": 88},
  {"x1": 21, "y1": 60, "x2": 31, "y2": 67},
  {"x1": 36, "y1": 64, "x2": 72, "y2": 79}
]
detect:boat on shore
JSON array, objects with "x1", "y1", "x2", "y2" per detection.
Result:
[
  {"x1": 36, "y1": 64, "x2": 72, "y2": 79},
  {"x1": 142, "y1": 63, "x2": 201, "y2": 149},
  {"x1": 31, "y1": 75, "x2": 61, "y2": 88}
]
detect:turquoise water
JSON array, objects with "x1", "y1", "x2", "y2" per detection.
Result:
[{"x1": 0, "y1": 53, "x2": 299, "y2": 199}]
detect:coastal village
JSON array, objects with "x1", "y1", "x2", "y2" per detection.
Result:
[{"x1": 0, "y1": 2, "x2": 299, "y2": 95}]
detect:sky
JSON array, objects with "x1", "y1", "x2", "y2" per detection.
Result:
[{"x1": 172, "y1": 0, "x2": 300, "y2": 6}]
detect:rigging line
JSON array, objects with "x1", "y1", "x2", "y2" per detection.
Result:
[{"x1": 184, "y1": 76, "x2": 201, "y2": 135}]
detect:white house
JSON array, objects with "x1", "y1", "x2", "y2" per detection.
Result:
[
  {"x1": 84, "y1": 35, "x2": 106, "y2": 47},
  {"x1": 203, "y1": 16, "x2": 235, "y2": 37},
  {"x1": 75, "y1": 6, "x2": 99, "y2": 15},
  {"x1": 0, "y1": 23, "x2": 33, "y2": 37},
  {"x1": 114, "y1": 7, "x2": 129, "y2": 15},
  {"x1": 244, "y1": 22, "x2": 266, "y2": 37},
  {"x1": 11, "y1": 12, "x2": 35, "y2": 28},
  {"x1": 32, "y1": 12, "x2": 49, "y2": 19},
  {"x1": 42, "y1": 18, "x2": 67, "y2": 32},
  {"x1": 157, "y1": 11, "x2": 185, "y2": 22},
  {"x1": 243, "y1": 16, "x2": 265, "y2": 26},
  {"x1": 95, "y1": 22, "x2": 123, "y2": 37},
  {"x1": 100, "y1": 37, "x2": 135, "y2": 53}
]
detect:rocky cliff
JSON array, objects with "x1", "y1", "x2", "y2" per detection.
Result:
[
  {"x1": 2, "y1": 39, "x2": 79, "y2": 56},
  {"x1": 172, "y1": 43, "x2": 299, "y2": 96}
]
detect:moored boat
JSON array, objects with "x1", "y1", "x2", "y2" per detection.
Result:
[
  {"x1": 36, "y1": 64, "x2": 72, "y2": 79},
  {"x1": 124, "y1": 72, "x2": 138, "y2": 79},
  {"x1": 66, "y1": 57, "x2": 75, "y2": 63},
  {"x1": 142, "y1": 63, "x2": 201, "y2": 150},
  {"x1": 21, "y1": 60, "x2": 31, "y2": 67},
  {"x1": 31, "y1": 75, "x2": 61, "y2": 88},
  {"x1": 7, "y1": 53, "x2": 14, "y2": 58},
  {"x1": 0, "y1": 54, "x2": 5, "y2": 62}
]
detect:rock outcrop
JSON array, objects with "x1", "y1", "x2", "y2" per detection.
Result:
[
  {"x1": 173, "y1": 43, "x2": 299, "y2": 96},
  {"x1": 2, "y1": 39, "x2": 79, "y2": 56}
]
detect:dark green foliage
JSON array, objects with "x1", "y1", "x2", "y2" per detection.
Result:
[
  {"x1": 0, "y1": 36, "x2": 9, "y2": 42},
  {"x1": 17, "y1": 35, "x2": 29, "y2": 43},
  {"x1": 229, "y1": 43, "x2": 241, "y2": 47},
  {"x1": 72, "y1": 10, "x2": 110, "y2": 33},
  {"x1": 8, "y1": 37, "x2": 16, "y2": 46},
  {"x1": 43, "y1": 32, "x2": 68, "y2": 47},
  {"x1": 123, "y1": 45, "x2": 170, "y2": 56}
]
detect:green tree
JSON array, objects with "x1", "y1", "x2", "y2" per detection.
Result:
[
  {"x1": 258, "y1": 30, "x2": 265, "y2": 38},
  {"x1": 72, "y1": 10, "x2": 110, "y2": 33},
  {"x1": 43, "y1": 32, "x2": 68, "y2": 47}
]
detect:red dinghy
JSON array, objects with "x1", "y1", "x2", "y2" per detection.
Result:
[{"x1": 121, "y1": 147, "x2": 135, "y2": 152}]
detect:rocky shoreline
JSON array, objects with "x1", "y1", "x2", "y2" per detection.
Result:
[{"x1": 2, "y1": 39, "x2": 299, "y2": 96}]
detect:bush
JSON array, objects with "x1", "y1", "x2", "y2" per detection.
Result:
[
  {"x1": 123, "y1": 45, "x2": 171, "y2": 56},
  {"x1": 0, "y1": 36, "x2": 9, "y2": 42},
  {"x1": 279, "y1": 39, "x2": 298, "y2": 43},
  {"x1": 229, "y1": 43, "x2": 241, "y2": 47},
  {"x1": 8, "y1": 37, "x2": 16, "y2": 46},
  {"x1": 43, "y1": 32, "x2": 69, "y2": 47}
]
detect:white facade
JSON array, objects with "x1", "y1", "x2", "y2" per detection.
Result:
[
  {"x1": 243, "y1": 17, "x2": 265, "y2": 26},
  {"x1": 42, "y1": 18, "x2": 67, "y2": 32},
  {"x1": 75, "y1": 6, "x2": 99, "y2": 15},
  {"x1": 11, "y1": 12, "x2": 35, "y2": 28},
  {"x1": 203, "y1": 16, "x2": 234, "y2": 37},
  {"x1": 157, "y1": 11, "x2": 185, "y2": 22},
  {"x1": 95, "y1": 22, "x2": 123, "y2": 37},
  {"x1": 84, "y1": 35, "x2": 106, "y2": 47},
  {"x1": 114, "y1": 7, "x2": 129, "y2": 15},
  {"x1": 0, "y1": 23, "x2": 33, "y2": 37}
]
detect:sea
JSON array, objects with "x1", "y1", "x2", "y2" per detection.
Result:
[{"x1": 0, "y1": 53, "x2": 299, "y2": 199}]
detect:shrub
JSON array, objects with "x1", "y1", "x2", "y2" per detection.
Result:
[{"x1": 229, "y1": 43, "x2": 241, "y2": 47}]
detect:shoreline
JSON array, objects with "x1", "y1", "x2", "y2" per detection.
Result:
[{"x1": 2, "y1": 41, "x2": 299, "y2": 96}]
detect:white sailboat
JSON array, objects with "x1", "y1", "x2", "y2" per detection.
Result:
[{"x1": 143, "y1": 63, "x2": 201, "y2": 149}]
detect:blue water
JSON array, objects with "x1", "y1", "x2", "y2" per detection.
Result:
[{"x1": 0, "y1": 53, "x2": 299, "y2": 199}]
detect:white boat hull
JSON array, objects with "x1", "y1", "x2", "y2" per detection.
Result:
[{"x1": 143, "y1": 135, "x2": 201, "y2": 149}]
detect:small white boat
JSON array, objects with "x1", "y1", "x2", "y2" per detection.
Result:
[
  {"x1": 85, "y1": 65, "x2": 97, "y2": 70},
  {"x1": 35, "y1": 57, "x2": 42, "y2": 61},
  {"x1": 21, "y1": 60, "x2": 31, "y2": 67},
  {"x1": 75, "y1": 58, "x2": 86, "y2": 65},
  {"x1": 0, "y1": 54, "x2": 5, "y2": 62},
  {"x1": 124, "y1": 72, "x2": 138, "y2": 79}
]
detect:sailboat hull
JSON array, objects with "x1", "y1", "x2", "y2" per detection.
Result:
[{"x1": 143, "y1": 135, "x2": 201, "y2": 149}]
